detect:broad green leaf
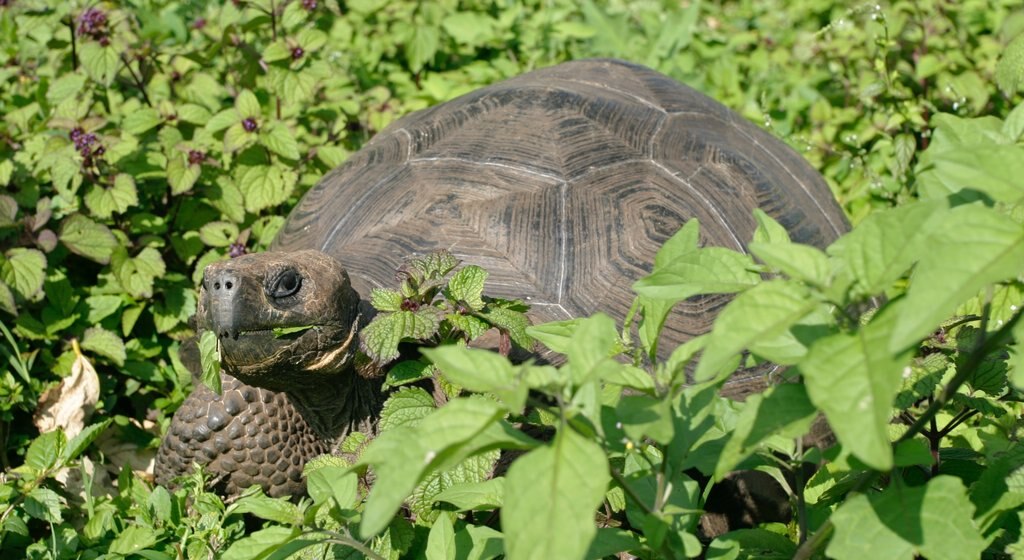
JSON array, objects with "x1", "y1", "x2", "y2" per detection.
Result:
[
  {"x1": 224, "y1": 122, "x2": 256, "y2": 152},
  {"x1": 827, "y1": 476, "x2": 986, "y2": 560},
  {"x1": 446, "y1": 265, "x2": 487, "y2": 311},
  {"x1": 527, "y1": 319, "x2": 581, "y2": 354},
  {"x1": 360, "y1": 308, "x2": 442, "y2": 363},
  {"x1": 447, "y1": 313, "x2": 491, "y2": 340},
  {"x1": 694, "y1": 280, "x2": 818, "y2": 381},
  {"x1": 79, "y1": 42, "x2": 120, "y2": 85},
  {"x1": 176, "y1": 103, "x2": 212, "y2": 125},
  {"x1": 970, "y1": 446, "x2": 1024, "y2": 532},
  {"x1": 426, "y1": 514, "x2": 456, "y2": 560},
  {"x1": 828, "y1": 200, "x2": 948, "y2": 296},
  {"x1": 633, "y1": 247, "x2": 758, "y2": 301},
  {"x1": 260, "y1": 123, "x2": 301, "y2": 160},
  {"x1": 24, "y1": 487, "x2": 63, "y2": 523},
  {"x1": 800, "y1": 301, "x2": 913, "y2": 470},
  {"x1": 616, "y1": 395, "x2": 674, "y2": 445},
  {"x1": 424, "y1": 346, "x2": 526, "y2": 413},
  {"x1": 479, "y1": 306, "x2": 532, "y2": 350},
  {"x1": 891, "y1": 204, "x2": 1024, "y2": 352},
  {"x1": 199, "y1": 221, "x2": 239, "y2": 247},
  {"x1": 167, "y1": 154, "x2": 201, "y2": 195},
  {"x1": 748, "y1": 241, "x2": 830, "y2": 286},
  {"x1": 263, "y1": 40, "x2": 291, "y2": 63},
  {"x1": 84, "y1": 173, "x2": 138, "y2": 219},
  {"x1": 25, "y1": 429, "x2": 65, "y2": 472},
  {"x1": 384, "y1": 359, "x2": 436, "y2": 388},
  {"x1": 565, "y1": 313, "x2": 618, "y2": 384},
  {"x1": 503, "y1": 428, "x2": 609, "y2": 560},
  {"x1": 239, "y1": 165, "x2": 295, "y2": 213},
  {"x1": 122, "y1": 108, "x2": 163, "y2": 134},
  {"x1": 996, "y1": 34, "x2": 1024, "y2": 96},
  {"x1": 222, "y1": 526, "x2": 297, "y2": 560},
  {"x1": 2, "y1": 247, "x2": 46, "y2": 301},
  {"x1": 108, "y1": 524, "x2": 159, "y2": 555},
  {"x1": 235, "y1": 89, "x2": 261, "y2": 119},
  {"x1": 378, "y1": 386, "x2": 436, "y2": 432},
  {"x1": 1011, "y1": 315, "x2": 1024, "y2": 389},
  {"x1": 81, "y1": 326, "x2": 126, "y2": 366},
  {"x1": 206, "y1": 108, "x2": 239, "y2": 133},
  {"x1": 411, "y1": 450, "x2": 500, "y2": 523},
  {"x1": 59, "y1": 214, "x2": 118, "y2": 264},
  {"x1": 1003, "y1": 102, "x2": 1024, "y2": 142},
  {"x1": 585, "y1": 528, "x2": 643, "y2": 560},
  {"x1": 60, "y1": 419, "x2": 111, "y2": 465},
  {"x1": 46, "y1": 73, "x2": 87, "y2": 105},
  {"x1": 370, "y1": 288, "x2": 404, "y2": 311},
  {"x1": 442, "y1": 12, "x2": 497, "y2": 45},
  {"x1": 229, "y1": 491, "x2": 303, "y2": 525},
  {"x1": 306, "y1": 466, "x2": 358, "y2": 508},
  {"x1": 407, "y1": 25, "x2": 440, "y2": 72},
  {"x1": 752, "y1": 209, "x2": 792, "y2": 244},
  {"x1": 715, "y1": 384, "x2": 817, "y2": 478},
  {"x1": 707, "y1": 528, "x2": 796, "y2": 560},
  {"x1": 359, "y1": 397, "x2": 507, "y2": 538},
  {"x1": 199, "y1": 330, "x2": 222, "y2": 394},
  {"x1": 433, "y1": 478, "x2": 505, "y2": 511},
  {"x1": 112, "y1": 246, "x2": 166, "y2": 299}
]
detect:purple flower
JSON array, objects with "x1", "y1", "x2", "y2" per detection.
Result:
[
  {"x1": 242, "y1": 117, "x2": 258, "y2": 132},
  {"x1": 188, "y1": 149, "x2": 205, "y2": 166},
  {"x1": 192, "y1": 17, "x2": 206, "y2": 30},
  {"x1": 301, "y1": 0, "x2": 317, "y2": 11},
  {"x1": 291, "y1": 46, "x2": 304, "y2": 60},
  {"x1": 77, "y1": 8, "x2": 108, "y2": 41},
  {"x1": 229, "y1": 243, "x2": 247, "y2": 258}
]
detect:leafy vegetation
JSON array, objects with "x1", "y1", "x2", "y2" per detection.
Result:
[{"x1": 0, "y1": 0, "x2": 1022, "y2": 559}]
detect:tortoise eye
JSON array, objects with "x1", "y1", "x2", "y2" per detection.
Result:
[{"x1": 268, "y1": 269, "x2": 302, "y2": 299}]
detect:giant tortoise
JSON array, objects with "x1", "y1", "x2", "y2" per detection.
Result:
[{"x1": 155, "y1": 58, "x2": 848, "y2": 498}]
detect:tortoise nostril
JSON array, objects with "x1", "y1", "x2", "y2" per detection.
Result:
[
  {"x1": 226, "y1": 281, "x2": 233, "y2": 290},
  {"x1": 214, "y1": 281, "x2": 221, "y2": 290}
]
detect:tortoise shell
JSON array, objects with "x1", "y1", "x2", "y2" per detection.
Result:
[{"x1": 272, "y1": 58, "x2": 847, "y2": 381}]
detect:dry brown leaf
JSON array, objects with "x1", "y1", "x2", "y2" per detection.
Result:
[{"x1": 34, "y1": 339, "x2": 100, "y2": 439}]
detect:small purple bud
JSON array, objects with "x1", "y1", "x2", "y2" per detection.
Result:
[
  {"x1": 192, "y1": 17, "x2": 206, "y2": 30},
  {"x1": 302, "y1": 0, "x2": 317, "y2": 10},
  {"x1": 242, "y1": 117, "x2": 258, "y2": 132},
  {"x1": 291, "y1": 46, "x2": 305, "y2": 60},
  {"x1": 188, "y1": 149, "x2": 205, "y2": 165},
  {"x1": 229, "y1": 243, "x2": 247, "y2": 258}
]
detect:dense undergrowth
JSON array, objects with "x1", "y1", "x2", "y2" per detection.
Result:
[{"x1": 1, "y1": 0, "x2": 1023, "y2": 558}]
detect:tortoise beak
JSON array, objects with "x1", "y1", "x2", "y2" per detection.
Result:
[{"x1": 200, "y1": 261, "x2": 249, "y2": 340}]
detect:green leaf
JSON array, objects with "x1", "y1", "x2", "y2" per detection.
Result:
[
  {"x1": 715, "y1": 384, "x2": 817, "y2": 478},
  {"x1": 527, "y1": 319, "x2": 581, "y2": 354},
  {"x1": 222, "y1": 526, "x2": 297, "y2": 560},
  {"x1": 109, "y1": 524, "x2": 159, "y2": 555},
  {"x1": 891, "y1": 204, "x2": 1024, "y2": 352},
  {"x1": 60, "y1": 419, "x2": 110, "y2": 465},
  {"x1": 59, "y1": 214, "x2": 118, "y2": 264},
  {"x1": 176, "y1": 103, "x2": 212, "y2": 125},
  {"x1": 633, "y1": 247, "x2": 759, "y2": 301},
  {"x1": 24, "y1": 487, "x2": 63, "y2": 523},
  {"x1": 800, "y1": 301, "x2": 913, "y2": 470},
  {"x1": 423, "y1": 346, "x2": 526, "y2": 413},
  {"x1": 79, "y1": 42, "x2": 120, "y2": 85},
  {"x1": 752, "y1": 209, "x2": 792, "y2": 244},
  {"x1": 446, "y1": 265, "x2": 487, "y2": 311},
  {"x1": 503, "y1": 428, "x2": 609, "y2": 560},
  {"x1": 996, "y1": 34, "x2": 1024, "y2": 96},
  {"x1": 694, "y1": 280, "x2": 818, "y2": 381},
  {"x1": 384, "y1": 359, "x2": 436, "y2": 388},
  {"x1": 370, "y1": 288, "x2": 404, "y2": 312},
  {"x1": 123, "y1": 107, "x2": 163, "y2": 134},
  {"x1": 260, "y1": 122, "x2": 301, "y2": 160},
  {"x1": 306, "y1": 465, "x2": 358, "y2": 508},
  {"x1": 707, "y1": 528, "x2": 797, "y2": 559},
  {"x1": 199, "y1": 221, "x2": 239, "y2": 247},
  {"x1": 360, "y1": 308, "x2": 443, "y2": 363},
  {"x1": 84, "y1": 173, "x2": 138, "y2": 219},
  {"x1": 615, "y1": 395, "x2": 674, "y2": 445},
  {"x1": 433, "y1": 478, "x2": 505, "y2": 511},
  {"x1": 167, "y1": 153, "x2": 201, "y2": 195},
  {"x1": 46, "y1": 72, "x2": 87, "y2": 105},
  {"x1": 480, "y1": 306, "x2": 533, "y2": 350},
  {"x1": 25, "y1": 429, "x2": 65, "y2": 472},
  {"x1": 230, "y1": 491, "x2": 303, "y2": 525},
  {"x1": 379, "y1": 386, "x2": 436, "y2": 432},
  {"x1": 2, "y1": 247, "x2": 46, "y2": 302},
  {"x1": 407, "y1": 25, "x2": 440, "y2": 73},
  {"x1": 426, "y1": 514, "x2": 457, "y2": 560},
  {"x1": 916, "y1": 114, "x2": 1024, "y2": 203},
  {"x1": 206, "y1": 108, "x2": 239, "y2": 133},
  {"x1": 199, "y1": 330, "x2": 222, "y2": 394},
  {"x1": 359, "y1": 397, "x2": 507, "y2": 538},
  {"x1": 239, "y1": 165, "x2": 295, "y2": 213},
  {"x1": 749, "y1": 241, "x2": 830, "y2": 286},
  {"x1": 224, "y1": 122, "x2": 256, "y2": 152},
  {"x1": 827, "y1": 476, "x2": 986, "y2": 560},
  {"x1": 235, "y1": 89, "x2": 261, "y2": 119},
  {"x1": 565, "y1": 313, "x2": 618, "y2": 383},
  {"x1": 81, "y1": 326, "x2": 126, "y2": 366}
]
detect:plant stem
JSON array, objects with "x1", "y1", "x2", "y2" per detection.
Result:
[
  {"x1": 120, "y1": 53, "x2": 152, "y2": 107},
  {"x1": 609, "y1": 468, "x2": 654, "y2": 516}
]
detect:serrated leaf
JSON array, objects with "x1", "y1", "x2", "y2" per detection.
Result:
[
  {"x1": 694, "y1": 280, "x2": 818, "y2": 381},
  {"x1": 379, "y1": 386, "x2": 436, "y2": 432},
  {"x1": 503, "y1": 428, "x2": 609, "y2": 560},
  {"x1": 996, "y1": 35, "x2": 1024, "y2": 96},
  {"x1": 0, "y1": 282, "x2": 15, "y2": 315},
  {"x1": 235, "y1": 89, "x2": 261, "y2": 119},
  {"x1": 827, "y1": 476, "x2": 986, "y2": 560},
  {"x1": 407, "y1": 25, "x2": 440, "y2": 73},
  {"x1": 2, "y1": 247, "x2": 46, "y2": 301},
  {"x1": 224, "y1": 121, "x2": 256, "y2": 152},
  {"x1": 260, "y1": 122, "x2": 301, "y2": 160},
  {"x1": 60, "y1": 419, "x2": 110, "y2": 465},
  {"x1": 199, "y1": 330, "x2": 222, "y2": 394},
  {"x1": 447, "y1": 265, "x2": 487, "y2": 311},
  {"x1": 81, "y1": 326, "x2": 126, "y2": 366},
  {"x1": 891, "y1": 204, "x2": 1024, "y2": 352},
  {"x1": 360, "y1": 308, "x2": 442, "y2": 363},
  {"x1": 447, "y1": 313, "x2": 491, "y2": 340},
  {"x1": 167, "y1": 154, "x2": 201, "y2": 195},
  {"x1": 59, "y1": 214, "x2": 118, "y2": 264},
  {"x1": 46, "y1": 72, "x2": 87, "y2": 105},
  {"x1": 384, "y1": 359, "x2": 436, "y2": 388},
  {"x1": 79, "y1": 42, "x2": 120, "y2": 85},
  {"x1": 122, "y1": 107, "x2": 163, "y2": 134},
  {"x1": 264, "y1": 40, "x2": 291, "y2": 63},
  {"x1": 24, "y1": 487, "x2": 63, "y2": 523},
  {"x1": 306, "y1": 466, "x2": 358, "y2": 508},
  {"x1": 25, "y1": 429, "x2": 65, "y2": 473},
  {"x1": 112, "y1": 246, "x2": 165, "y2": 299},
  {"x1": 370, "y1": 288, "x2": 404, "y2": 312},
  {"x1": 176, "y1": 103, "x2": 212, "y2": 125},
  {"x1": 480, "y1": 306, "x2": 532, "y2": 349},
  {"x1": 423, "y1": 346, "x2": 526, "y2": 413},
  {"x1": 199, "y1": 221, "x2": 239, "y2": 247},
  {"x1": 411, "y1": 450, "x2": 500, "y2": 523},
  {"x1": 239, "y1": 165, "x2": 295, "y2": 213},
  {"x1": 84, "y1": 173, "x2": 138, "y2": 219},
  {"x1": 800, "y1": 301, "x2": 913, "y2": 470},
  {"x1": 714, "y1": 384, "x2": 817, "y2": 477}
]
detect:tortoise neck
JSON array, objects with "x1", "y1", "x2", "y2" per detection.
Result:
[{"x1": 284, "y1": 372, "x2": 384, "y2": 442}]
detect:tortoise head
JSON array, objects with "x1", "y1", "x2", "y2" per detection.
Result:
[{"x1": 197, "y1": 249, "x2": 362, "y2": 391}]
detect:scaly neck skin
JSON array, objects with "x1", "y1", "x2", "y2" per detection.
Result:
[{"x1": 283, "y1": 371, "x2": 384, "y2": 443}]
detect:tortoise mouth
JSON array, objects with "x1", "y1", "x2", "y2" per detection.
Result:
[{"x1": 216, "y1": 325, "x2": 323, "y2": 370}]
